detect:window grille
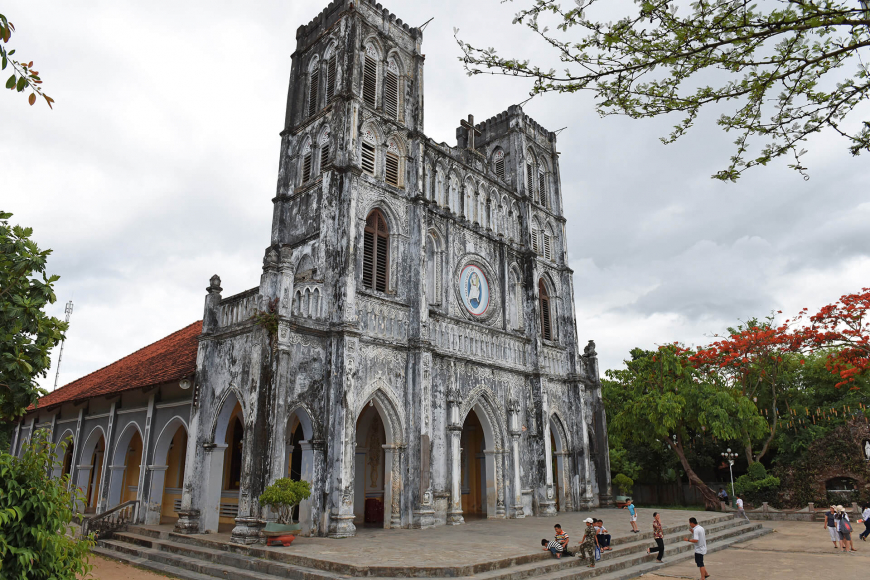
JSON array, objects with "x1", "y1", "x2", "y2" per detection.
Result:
[
  {"x1": 326, "y1": 55, "x2": 337, "y2": 101},
  {"x1": 363, "y1": 210, "x2": 389, "y2": 292},
  {"x1": 363, "y1": 50, "x2": 378, "y2": 107},
  {"x1": 361, "y1": 142, "x2": 376, "y2": 175},
  {"x1": 539, "y1": 280, "x2": 552, "y2": 341},
  {"x1": 385, "y1": 152, "x2": 400, "y2": 186},
  {"x1": 308, "y1": 68, "x2": 319, "y2": 117}
]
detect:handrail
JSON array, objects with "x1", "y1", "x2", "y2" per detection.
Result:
[{"x1": 81, "y1": 500, "x2": 139, "y2": 539}]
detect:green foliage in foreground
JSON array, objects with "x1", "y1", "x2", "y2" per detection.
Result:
[
  {"x1": 0, "y1": 211, "x2": 67, "y2": 422},
  {"x1": 258, "y1": 478, "x2": 311, "y2": 525},
  {"x1": 0, "y1": 430, "x2": 93, "y2": 579}
]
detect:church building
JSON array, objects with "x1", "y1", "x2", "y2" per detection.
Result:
[{"x1": 9, "y1": 0, "x2": 612, "y2": 543}]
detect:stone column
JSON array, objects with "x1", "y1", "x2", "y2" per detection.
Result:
[
  {"x1": 507, "y1": 398, "x2": 525, "y2": 518},
  {"x1": 136, "y1": 393, "x2": 157, "y2": 523},
  {"x1": 539, "y1": 389, "x2": 556, "y2": 516},
  {"x1": 384, "y1": 445, "x2": 404, "y2": 529},
  {"x1": 446, "y1": 384, "x2": 464, "y2": 525},
  {"x1": 327, "y1": 336, "x2": 359, "y2": 539},
  {"x1": 144, "y1": 465, "x2": 168, "y2": 525}
]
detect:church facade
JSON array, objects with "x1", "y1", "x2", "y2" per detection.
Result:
[{"x1": 9, "y1": 0, "x2": 611, "y2": 543}]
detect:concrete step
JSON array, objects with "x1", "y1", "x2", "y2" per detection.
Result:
[
  {"x1": 461, "y1": 520, "x2": 766, "y2": 580},
  {"x1": 97, "y1": 533, "x2": 345, "y2": 580},
  {"x1": 93, "y1": 546, "x2": 217, "y2": 580}
]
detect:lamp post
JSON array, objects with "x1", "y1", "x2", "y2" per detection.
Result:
[{"x1": 721, "y1": 448, "x2": 738, "y2": 507}]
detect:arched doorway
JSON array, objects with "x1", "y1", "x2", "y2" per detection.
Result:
[
  {"x1": 458, "y1": 399, "x2": 501, "y2": 519},
  {"x1": 52, "y1": 430, "x2": 74, "y2": 480},
  {"x1": 549, "y1": 415, "x2": 569, "y2": 512},
  {"x1": 108, "y1": 424, "x2": 144, "y2": 509},
  {"x1": 201, "y1": 392, "x2": 245, "y2": 533},
  {"x1": 354, "y1": 404, "x2": 387, "y2": 527},
  {"x1": 76, "y1": 428, "x2": 106, "y2": 513},
  {"x1": 144, "y1": 417, "x2": 188, "y2": 525},
  {"x1": 285, "y1": 407, "x2": 316, "y2": 533}
]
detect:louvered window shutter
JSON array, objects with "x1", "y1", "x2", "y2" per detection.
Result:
[
  {"x1": 495, "y1": 157, "x2": 505, "y2": 180},
  {"x1": 384, "y1": 70, "x2": 398, "y2": 119},
  {"x1": 526, "y1": 163, "x2": 535, "y2": 197},
  {"x1": 361, "y1": 142, "x2": 376, "y2": 175},
  {"x1": 308, "y1": 69, "x2": 319, "y2": 117},
  {"x1": 531, "y1": 229, "x2": 539, "y2": 253},
  {"x1": 385, "y1": 152, "x2": 400, "y2": 186},
  {"x1": 320, "y1": 143, "x2": 331, "y2": 172},
  {"x1": 539, "y1": 280, "x2": 552, "y2": 341},
  {"x1": 543, "y1": 234, "x2": 551, "y2": 260},
  {"x1": 538, "y1": 172, "x2": 547, "y2": 206},
  {"x1": 326, "y1": 56, "x2": 337, "y2": 101},
  {"x1": 302, "y1": 152, "x2": 312, "y2": 183},
  {"x1": 363, "y1": 54, "x2": 377, "y2": 107},
  {"x1": 363, "y1": 211, "x2": 389, "y2": 292}
]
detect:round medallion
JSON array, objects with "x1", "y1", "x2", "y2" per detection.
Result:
[{"x1": 459, "y1": 265, "x2": 490, "y2": 316}]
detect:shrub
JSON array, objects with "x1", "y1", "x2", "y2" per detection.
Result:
[
  {"x1": 734, "y1": 462, "x2": 780, "y2": 505},
  {"x1": 259, "y1": 478, "x2": 311, "y2": 524},
  {"x1": 612, "y1": 473, "x2": 634, "y2": 496},
  {"x1": 746, "y1": 462, "x2": 767, "y2": 480},
  {"x1": 0, "y1": 430, "x2": 93, "y2": 579}
]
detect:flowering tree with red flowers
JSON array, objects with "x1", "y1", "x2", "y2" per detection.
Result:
[
  {"x1": 802, "y1": 288, "x2": 870, "y2": 389},
  {"x1": 690, "y1": 316, "x2": 805, "y2": 465}
]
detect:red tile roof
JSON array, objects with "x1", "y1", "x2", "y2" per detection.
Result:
[{"x1": 34, "y1": 321, "x2": 202, "y2": 410}]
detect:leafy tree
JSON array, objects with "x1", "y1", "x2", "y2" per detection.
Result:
[
  {"x1": 456, "y1": 0, "x2": 870, "y2": 181},
  {"x1": 0, "y1": 14, "x2": 53, "y2": 108},
  {"x1": 612, "y1": 473, "x2": 635, "y2": 496},
  {"x1": 0, "y1": 212, "x2": 67, "y2": 422},
  {"x1": 258, "y1": 478, "x2": 311, "y2": 525},
  {"x1": 690, "y1": 316, "x2": 804, "y2": 464},
  {"x1": 605, "y1": 344, "x2": 767, "y2": 508},
  {"x1": 0, "y1": 430, "x2": 93, "y2": 579},
  {"x1": 733, "y1": 461, "x2": 780, "y2": 504}
]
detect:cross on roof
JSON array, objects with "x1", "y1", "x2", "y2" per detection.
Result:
[{"x1": 460, "y1": 114, "x2": 481, "y2": 150}]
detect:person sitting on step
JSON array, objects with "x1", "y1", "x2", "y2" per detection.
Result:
[
  {"x1": 554, "y1": 524, "x2": 573, "y2": 556},
  {"x1": 541, "y1": 538, "x2": 564, "y2": 558},
  {"x1": 594, "y1": 519, "x2": 612, "y2": 551}
]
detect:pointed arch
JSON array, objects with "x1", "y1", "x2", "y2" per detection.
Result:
[
  {"x1": 492, "y1": 148, "x2": 506, "y2": 181},
  {"x1": 459, "y1": 387, "x2": 507, "y2": 452},
  {"x1": 362, "y1": 39, "x2": 382, "y2": 108},
  {"x1": 384, "y1": 53, "x2": 403, "y2": 120},
  {"x1": 385, "y1": 134, "x2": 406, "y2": 188},
  {"x1": 362, "y1": 209, "x2": 390, "y2": 292},
  {"x1": 356, "y1": 380, "x2": 406, "y2": 446},
  {"x1": 209, "y1": 387, "x2": 246, "y2": 444},
  {"x1": 306, "y1": 55, "x2": 321, "y2": 118},
  {"x1": 317, "y1": 125, "x2": 332, "y2": 173},
  {"x1": 426, "y1": 228, "x2": 443, "y2": 305},
  {"x1": 360, "y1": 121, "x2": 383, "y2": 177},
  {"x1": 299, "y1": 136, "x2": 314, "y2": 184},
  {"x1": 324, "y1": 42, "x2": 339, "y2": 102}
]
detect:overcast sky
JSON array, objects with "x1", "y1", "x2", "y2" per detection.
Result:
[{"x1": 3, "y1": 0, "x2": 868, "y2": 391}]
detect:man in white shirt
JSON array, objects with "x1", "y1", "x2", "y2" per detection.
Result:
[
  {"x1": 860, "y1": 504, "x2": 870, "y2": 541},
  {"x1": 736, "y1": 495, "x2": 749, "y2": 521},
  {"x1": 686, "y1": 517, "x2": 709, "y2": 580}
]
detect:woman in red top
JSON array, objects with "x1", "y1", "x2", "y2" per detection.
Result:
[{"x1": 646, "y1": 512, "x2": 665, "y2": 563}]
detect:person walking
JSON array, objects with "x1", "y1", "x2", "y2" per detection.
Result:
[
  {"x1": 859, "y1": 504, "x2": 870, "y2": 541},
  {"x1": 685, "y1": 517, "x2": 709, "y2": 580},
  {"x1": 836, "y1": 505, "x2": 856, "y2": 553},
  {"x1": 623, "y1": 498, "x2": 639, "y2": 533},
  {"x1": 735, "y1": 494, "x2": 749, "y2": 521},
  {"x1": 646, "y1": 512, "x2": 665, "y2": 563},
  {"x1": 577, "y1": 518, "x2": 599, "y2": 568},
  {"x1": 825, "y1": 506, "x2": 841, "y2": 550}
]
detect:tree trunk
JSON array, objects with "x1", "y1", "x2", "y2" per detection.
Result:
[{"x1": 667, "y1": 437, "x2": 719, "y2": 510}]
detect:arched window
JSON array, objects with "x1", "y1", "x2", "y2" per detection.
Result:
[
  {"x1": 325, "y1": 49, "x2": 338, "y2": 101},
  {"x1": 449, "y1": 176, "x2": 460, "y2": 212},
  {"x1": 363, "y1": 44, "x2": 379, "y2": 107},
  {"x1": 426, "y1": 231, "x2": 441, "y2": 305},
  {"x1": 385, "y1": 58, "x2": 400, "y2": 120},
  {"x1": 307, "y1": 58, "x2": 320, "y2": 118},
  {"x1": 385, "y1": 138, "x2": 402, "y2": 187},
  {"x1": 301, "y1": 139, "x2": 313, "y2": 184},
  {"x1": 542, "y1": 224, "x2": 554, "y2": 261},
  {"x1": 361, "y1": 128, "x2": 377, "y2": 176},
  {"x1": 363, "y1": 210, "x2": 389, "y2": 292},
  {"x1": 319, "y1": 128, "x2": 331, "y2": 173},
  {"x1": 435, "y1": 169, "x2": 445, "y2": 207},
  {"x1": 509, "y1": 267, "x2": 523, "y2": 330},
  {"x1": 494, "y1": 149, "x2": 505, "y2": 180},
  {"x1": 539, "y1": 279, "x2": 553, "y2": 341}
]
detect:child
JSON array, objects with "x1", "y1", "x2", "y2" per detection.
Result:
[
  {"x1": 541, "y1": 538, "x2": 564, "y2": 558},
  {"x1": 554, "y1": 524, "x2": 573, "y2": 556},
  {"x1": 623, "y1": 498, "x2": 639, "y2": 533},
  {"x1": 595, "y1": 519, "x2": 612, "y2": 550}
]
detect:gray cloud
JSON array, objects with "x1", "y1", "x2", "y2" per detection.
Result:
[{"x1": 3, "y1": 0, "x2": 867, "y2": 387}]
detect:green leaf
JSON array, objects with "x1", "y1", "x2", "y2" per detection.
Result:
[
  {"x1": 16, "y1": 74, "x2": 26, "y2": 91},
  {"x1": 5, "y1": 73, "x2": 14, "y2": 89}
]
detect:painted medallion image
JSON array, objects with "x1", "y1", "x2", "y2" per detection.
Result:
[{"x1": 459, "y1": 265, "x2": 490, "y2": 316}]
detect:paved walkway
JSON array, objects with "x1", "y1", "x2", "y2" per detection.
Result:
[
  {"x1": 149, "y1": 508, "x2": 714, "y2": 568},
  {"x1": 635, "y1": 520, "x2": 870, "y2": 579}
]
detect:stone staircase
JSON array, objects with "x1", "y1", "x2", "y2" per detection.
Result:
[{"x1": 93, "y1": 515, "x2": 769, "y2": 580}]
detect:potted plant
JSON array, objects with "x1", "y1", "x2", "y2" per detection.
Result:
[{"x1": 259, "y1": 478, "x2": 311, "y2": 546}]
